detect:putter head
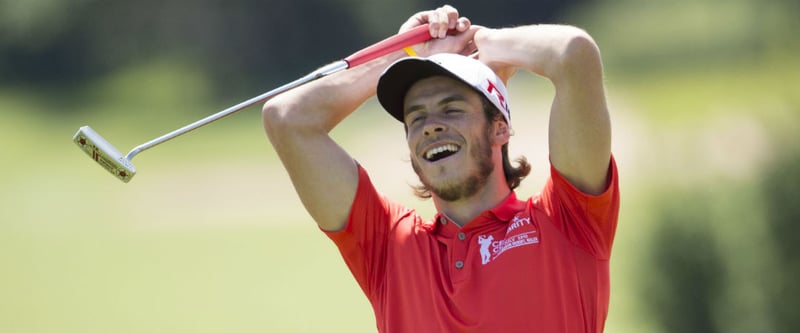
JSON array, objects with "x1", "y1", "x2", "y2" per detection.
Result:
[{"x1": 73, "y1": 126, "x2": 136, "y2": 183}]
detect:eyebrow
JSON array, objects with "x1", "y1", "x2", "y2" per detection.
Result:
[{"x1": 405, "y1": 94, "x2": 469, "y2": 115}]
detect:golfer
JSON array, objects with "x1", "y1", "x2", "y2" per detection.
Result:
[{"x1": 262, "y1": 5, "x2": 619, "y2": 332}]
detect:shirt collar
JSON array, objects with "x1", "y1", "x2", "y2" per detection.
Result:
[{"x1": 432, "y1": 191, "x2": 525, "y2": 235}]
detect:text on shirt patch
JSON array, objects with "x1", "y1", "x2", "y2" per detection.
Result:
[{"x1": 478, "y1": 215, "x2": 539, "y2": 265}]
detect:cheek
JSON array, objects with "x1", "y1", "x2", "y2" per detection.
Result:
[
  {"x1": 406, "y1": 137, "x2": 419, "y2": 161},
  {"x1": 405, "y1": 128, "x2": 422, "y2": 149}
]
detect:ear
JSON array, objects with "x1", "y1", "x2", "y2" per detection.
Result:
[{"x1": 491, "y1": 120, "x2": 511, "y2": 146}]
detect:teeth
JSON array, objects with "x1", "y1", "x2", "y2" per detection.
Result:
[{"x1": 425, "y1": 144, "x2": 459, "y2": 160}]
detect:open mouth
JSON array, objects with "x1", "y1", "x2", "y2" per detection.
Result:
[{"x1": 424, "y1": 144, "x2": 461, "y2": 162}]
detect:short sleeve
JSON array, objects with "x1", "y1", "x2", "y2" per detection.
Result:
[
  {"x1": 324, "y1": 164, "x2": 413, "y2": 298},
  {"x1": 537, "y1": 156, "x2": 620, "y2": 259}
]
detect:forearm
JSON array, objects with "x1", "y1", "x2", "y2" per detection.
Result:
[
  {"x1": 474, "y1": 24, "x2": 602, "y2": 84},
  {"x1": 262, "y1": 50, "x2": 406, "y2": 134},
  {"x1": 263, "y1": 5, "x2": 474, "y2": 135}
]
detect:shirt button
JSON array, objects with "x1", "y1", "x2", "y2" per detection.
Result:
[
  {"x1": 439, "y1": 217, "x2": 447, "y2": 225},
  {"x1": 457, "y1": 232, "x2": 466, "y2": 241},
  {"x1": 455, "y1": 260, "x2": 464, "y2": 269}
]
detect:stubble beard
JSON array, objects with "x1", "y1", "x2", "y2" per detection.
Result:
[{"x1": 411, "y1": 134, "x2": 495, "y2": 202}]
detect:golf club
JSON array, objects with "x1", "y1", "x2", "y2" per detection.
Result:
[{"x1": 73, "y1": 24, "x2": 436, "y2": 183}]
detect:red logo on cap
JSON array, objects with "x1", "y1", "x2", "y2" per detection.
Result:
[{"x1": 486, "y1": 80, "x2": 508, "y2": 112}]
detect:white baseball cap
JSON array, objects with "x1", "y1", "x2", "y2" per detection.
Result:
[{"x1": 377, "y1": 53, "x2": 511, "y2": 124}]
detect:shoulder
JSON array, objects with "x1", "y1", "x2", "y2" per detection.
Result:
[{"x1": 528, "y1": 156, "x2": 620, "y2": 223}]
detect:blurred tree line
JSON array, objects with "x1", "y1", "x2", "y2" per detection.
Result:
[
  {"x1": 643, "y1": 145, "x2": 800, "y2": 333},
  {"x1": 0, "y1": 0, "x2": 583, "y2": 106}
]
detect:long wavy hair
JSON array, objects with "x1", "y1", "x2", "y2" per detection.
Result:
[{"x1": 411, "y1": 97, "x2": 531, "y2": 199}]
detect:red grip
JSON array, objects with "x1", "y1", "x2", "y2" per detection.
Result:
[{"x1": 344, "y1": 24, "x2": 433, "y2": 68}]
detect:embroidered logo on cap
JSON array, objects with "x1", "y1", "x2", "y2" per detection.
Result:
[{"x1": 486, "y1": 79, "x2": 509, "y2": 114}]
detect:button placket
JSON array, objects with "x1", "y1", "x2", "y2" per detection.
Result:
[{"x1": 453, "y1": 230, "x2": 468, "y2": 273}]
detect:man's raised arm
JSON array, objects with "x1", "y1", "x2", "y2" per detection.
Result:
[
  {"x1": 474, "y1": 25, "x2": 612, "y2": 195},
  {"x1": 261, "y1": 6, "x2": 476, "y2": 231}
]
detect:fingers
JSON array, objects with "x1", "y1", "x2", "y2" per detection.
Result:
[
  {"x1": 400, "y1": 5, "x2": 470, "y2": 38},
  {"x1": 456, "y1": 17, "x2": 471, "y2": 32},
  {"x1": 427, "y1": 5, "x2": 459, "y2": 38},
  {"x1": 396, "y1": 5, "x2": 481, "y2": 57}
]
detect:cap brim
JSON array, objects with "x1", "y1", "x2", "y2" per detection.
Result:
[{"x1": 377, "y1": 57, "x2": 462, "y2": 123}]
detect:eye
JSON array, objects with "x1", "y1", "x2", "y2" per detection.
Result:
[
  {"x1": 405, "y1": 113, "x2": 425, "y2": 126},
  {"x1": 444, "y1": 108, "x2": 463, "y2": 116}
]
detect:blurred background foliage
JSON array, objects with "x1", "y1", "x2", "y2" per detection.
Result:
[
  {"x1": 1, "y1": 0, "x2": 798, "y2": 332},
  {"x1": 0, "y1": 0, "x2": 580, "y2": 101}
]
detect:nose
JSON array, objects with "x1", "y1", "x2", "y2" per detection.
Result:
[{"x1": 423, "y1": 120, "x2": 447, "y2": 136}]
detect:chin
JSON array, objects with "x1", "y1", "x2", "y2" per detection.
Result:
[
  {"x1": 425, "y1": 166, "x2": 470, "y2": 185},
  {"x1": 429, "y1": 173, "x2": 485, "y2": 202},
  {"x1": 412, "y1": 153, "x2": 492, "y2": 201}
]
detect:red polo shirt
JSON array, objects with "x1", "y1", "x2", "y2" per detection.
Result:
[{"x1": 326, "y1": 157, "x2": 619, "y2": 333}]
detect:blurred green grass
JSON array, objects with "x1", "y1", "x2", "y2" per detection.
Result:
[{"x1": 0, "y1": 225, "x2": 373, "y2": 332}]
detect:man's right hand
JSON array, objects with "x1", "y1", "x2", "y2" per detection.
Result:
[{"x1": 399, "y1": 5, "x2": 479, "y2": 58}]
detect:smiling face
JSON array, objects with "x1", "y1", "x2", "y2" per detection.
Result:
[{"x1": 404, "y1": 76, "x2": 500, "y2": 202}]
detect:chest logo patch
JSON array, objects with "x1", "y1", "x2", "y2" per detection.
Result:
[{"x1": 478, "y1": 215, "x2": 540, "y2": 265}]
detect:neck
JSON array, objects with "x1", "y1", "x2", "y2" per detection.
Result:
[{"x1": 433, "y1": 172, "x2": 511, "y2": 227}]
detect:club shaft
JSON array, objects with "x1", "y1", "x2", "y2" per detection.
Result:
[{"x1": 125, "y1": 61, "x2": 348, "y2": 160}]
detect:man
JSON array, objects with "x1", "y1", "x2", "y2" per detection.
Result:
[{"x1": 262, "y1": 5, "x2": 619, "y2": 333}]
